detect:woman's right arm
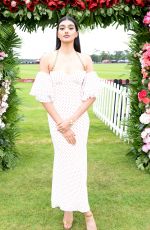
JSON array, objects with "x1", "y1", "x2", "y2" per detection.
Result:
[{"x1": 39, "y1": 54, "x2": 63, "y2": 125}]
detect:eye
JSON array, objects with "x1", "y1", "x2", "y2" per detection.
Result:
[
  {"x1": 69, "y1": 27, "x2": 74, "y2": 30},
  {"x1": 59, "y1": 27, "x2": 64, "y2": 30}
]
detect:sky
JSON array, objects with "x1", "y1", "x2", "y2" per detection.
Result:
[{"x1": 15, "y1": 25, "x2": 131, "y2": 59}]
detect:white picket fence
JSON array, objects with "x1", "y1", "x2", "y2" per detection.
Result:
[{"x1": 93, "y1": 78, "x2": 130, "y2": 140}]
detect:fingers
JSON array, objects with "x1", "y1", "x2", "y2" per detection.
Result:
[
  {"x1": 65, "y1": 135, "x2": 76, "y2": 145},
  {"x1": 68, "y1": 134, "x2": 76, "y2": 145},
  {"x1": 57, "y1": 120, "x2": 71, "y2": 133},
  {"x1": 63, "y1": 131, "x2": 76, "y2": 145}
]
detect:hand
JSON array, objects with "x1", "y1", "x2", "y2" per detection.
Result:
[
  {"x1": 62, "y1": 129, "x2": 76, "y2": 145},
  {"x1": 57, "y1": 119, "x2": 72, "y2": 133}
]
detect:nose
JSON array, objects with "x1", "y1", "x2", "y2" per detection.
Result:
[{"x1": 64, "y1": 28, "x2": 69, "y2": 33}]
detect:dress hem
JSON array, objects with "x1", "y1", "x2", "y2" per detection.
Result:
[{"x1": 51, "y1": 204, "x2": 90, "y2": 213}]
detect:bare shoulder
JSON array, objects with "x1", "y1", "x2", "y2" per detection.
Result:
[
  {"x1": 39, "y1": 51, "x2": 57, "y2": 73},
  {"x1": 80, "y1": 52, "x2": 93, "y2": 72}
]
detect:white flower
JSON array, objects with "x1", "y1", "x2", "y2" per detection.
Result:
[
  {"x1": 0, "y1": 107, "x2": 7, "y2": 115},
  {"x1": 141, "y1": 130, "x2": 147, "y2": 138},
  {"x1": 1, "y1": 101, "x2": 8, "y2": 108},
  {"x1": 25, "y1": 0, "x2": 30, "y2": 3},
  {"x1": 0, "y1": 73, "x2": 2, "y2": 80},
  {"x1": 0, "y1": 119, "x2": 5, "y2": 128},
  {"x1": 2, "y1": 94, "x2": 8, "y2": 102},
  {"x1": 139, "y1": 113, "x2": 150, "y2": 124}
]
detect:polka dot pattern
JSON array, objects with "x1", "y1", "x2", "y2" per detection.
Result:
[{"x1": 29, "y1": 70, "x2": 100, "y2": 212}]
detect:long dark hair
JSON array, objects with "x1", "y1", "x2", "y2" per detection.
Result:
[{"x1": 56, "y1": 16, "x2": 81, "y2": 53}]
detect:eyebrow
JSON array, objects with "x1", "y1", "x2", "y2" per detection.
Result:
[{"x1": 59, "y1": 24, "x2": 75, "y2": 27}]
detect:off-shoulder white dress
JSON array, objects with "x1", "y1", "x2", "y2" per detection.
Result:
[{"x1": 30, "y1": 70, "x2": 100, "y2": 212}]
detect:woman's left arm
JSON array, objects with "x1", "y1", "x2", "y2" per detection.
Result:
[
  {"x1": 57, "y1": 55, "x2": 95, "y2": 132},
  {"x1": 57, "y1": 97, "x2": 95, "y2": 132}
]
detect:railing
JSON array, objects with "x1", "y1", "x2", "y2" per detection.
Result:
[{"x1": 93, "y1": 78, "x2": 130, "y2": 140}]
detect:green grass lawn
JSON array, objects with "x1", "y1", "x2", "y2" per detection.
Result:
[
  {"x1": 0, "y1": 65, "x2": 150, "y2": 230},
  {"x1": 19, "y1": 63, "x2": 130, "y2": 80}
]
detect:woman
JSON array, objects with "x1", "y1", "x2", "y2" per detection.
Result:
[{"x1": 30, "y1": 16, "x2": 100, "y2": 230}]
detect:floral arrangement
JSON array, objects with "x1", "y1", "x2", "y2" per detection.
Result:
[
  {"x1": 0, "y1": 79, "x2": 11, "y2": 128},
  {"x1": 0, "y1": 0, "x2": 146, "y2": 32},
  {"x1": 1, "y1": 0, "x2": 145, "y2": 12},
  {"x1": 0, "y1": 51, "x2": 10, "y2": 129},
  {"x1": 141, "y1": 128, "x2": 150, "y2": 155},
  {"x1": 143, "y1": 11, "x2": 150, "y2": 27},
  {"x1": 138, "y1": 43, "x2": 150, "y2": 161}
]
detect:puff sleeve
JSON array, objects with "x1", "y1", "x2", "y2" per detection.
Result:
[
  {"x1": 29, "y1": 71, "x2": 54, "y2": 102},
  {"x1": 81, "y1": 71, "x2": 101, "y2": 101}
]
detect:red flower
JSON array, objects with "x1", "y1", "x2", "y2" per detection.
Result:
[
  {"x1": 87, "y1": 0, "x2": 98, "y2": 11},
  {"x1": 145, "y1": 0, "x2": 150, "y2": 6},
  {"x1": 9, "y1": 5, "x2": 19, "y2": 12},
  {"x1": 99, "y1": 0, "x2": 119, "y2": 7},
  {"x1": 106, "y1": 0, "x2": 119, "y2": 7},
  {"x1": 138, "y1": 89, "x2": 147, "y2": 102},
  {"x1": 3, "y1": 0, "x2": 11, "y2": 6},
  {"x1": 70, "y1": 0, "x2": 86, "y2": 10},
  {"x1": 142, "y1": 97, "x2": 150, "y2": 104},
  {"x1": 138, "y1": 89, "x2": 150, "y2": 104},
  {"x1": 33, "y1": 0, "x2": 40, "y2": 4},
  {"x1": 99, "y1": 0, "x2": 106, "y2": 7},
  {"x1": 19, "y1": 0, "x2": 26, "y2": 5},
  {"x1": 26, "y1": 2, "x2": 35, "y2": 11},
  {"x1": 47, "y1": 0, "x2": 57, "y2": 10},
  {"x1": 134, "y1": 0, "x2": 145, "y2": 6},
  {"x1": 57, "y1": 0, "x2": 67, "y2": 8},
  {"x1": 124, "y1": 0, "x2": 145, "y2": 6}
]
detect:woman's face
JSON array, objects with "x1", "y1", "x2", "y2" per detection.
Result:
[{"x1": 57, "y1": 20, "x2": 78, "y2": 43}]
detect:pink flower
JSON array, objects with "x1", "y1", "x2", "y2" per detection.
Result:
[
  {"x1": 0, "y1": 51, "x2": 8, "y2": 60},
  {"x1": 143, "y1": 16, "x2": 150, "y2": 25},
  {"x1": 141, "y1": 50, "x2": 150, "y2": 67},
  {"x1": 142, "y1": 43, "x2": 150, "y2": 51},
  {"x1": 143, "y1": 12, "x2": 150, "y2": 25},
  {"x1": 142, "y1": 144, "x2": 150, "y2": 153},
  {"x1": 0, "y1": 52, "x2": 6, "y2": 57},
  {"x1": 141, "y1": 130, "x2": 148, "y2": 138},
  {"x1": 143, "y1": 134, "x2": 150, "y2": 143},
  {"x1": 141, "y1": 68, "x2": 148, "y2": 78},
  {"x1": 11, "y1": 0, "x2": 17, "y2": 7},
  {"x1": 24, "y1": 0, "x2": 30, "y2": 3}
]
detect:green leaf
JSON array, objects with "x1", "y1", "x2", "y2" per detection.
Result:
[
  {"x1": 47, "y1": 10, "x2": 52, "y2": 19},
  {"x1": 124, "y1": 6, "x2": 130, "y2": 12},
  {"x1": 0, "y1": 149, "x2": 5, "y2": 158},
  {"x1": 107, "y1": 8, "x2": 113, "y2": 16},
  {"x1": 2, "y1": 10, "x2": 11, "y2": 17},
  {"x1": 27, "y1": 12, "x2": 32, "y2": 19}
]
